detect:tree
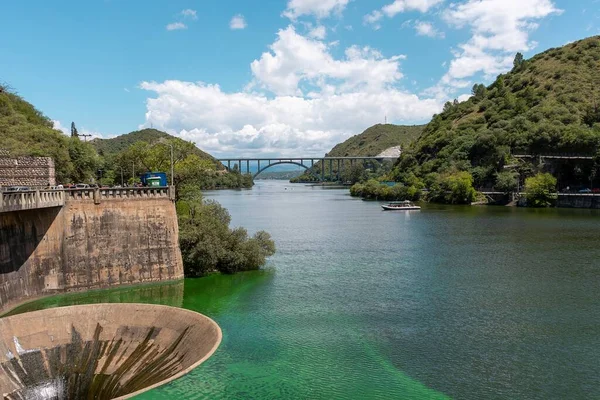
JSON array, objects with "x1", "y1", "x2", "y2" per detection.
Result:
[
  {"x1": 495, "y1": 171, "x2": 519, "y2": 193},
  {"x1": 343, "y1": 163, "x2": 366, "y2": 184},
  {"x1": 68, "y1": 137, "x2": 98, "y2": 183},
  {"x1": 177, "y1": 189, "x2": 275, "y2": 276},
  {"x1": 471, "y1": 84, "x2": 486, "y2": 100},
  {"x1": 524, "y1": 173, "x2": 557, "y2": 207},
  {"x1": 428, "y1": 171, "x2": 477, "y2": 204},
  {"x1": 513, "y1": 52, "x2": 524, "y2": 70},
  {"x1": 70, "y1": 122, "x2": 78, "y2": 137}
]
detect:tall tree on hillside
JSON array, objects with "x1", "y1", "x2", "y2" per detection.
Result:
[
  {"x1": 513, "y1": 52, "x2": 524, "y2": 70},
  {"x1": 70, "y1": 122, "x2": 79, "y2": 137}
]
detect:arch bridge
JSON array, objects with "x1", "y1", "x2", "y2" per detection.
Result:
[{"x1": 217, "y1": 156, "x2": 398, "y2": 181}]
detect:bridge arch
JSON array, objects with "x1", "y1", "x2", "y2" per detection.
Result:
[{"x1": 253, "y1": 161, "x2": 318, "y2": 180}]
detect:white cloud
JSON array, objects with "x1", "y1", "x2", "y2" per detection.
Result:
[
  {"x1": 443, "y1": 0, "x2": 561, "y2": 53},
  {"x1": 166, "y1": 22, "x2": 187, "y2": 31},
  {"x1": 140, "y1": 81, "x2": 441, "y2": 157},
  {"x1": 414, "y1": 21, "x2": 445, "y2": 38},
  {"x1": 365, "y1": 0, "x2": 444, "y2": 28},
  {"x1": 139, "y1": 28, "x2": 442, "y2": 157},
  {"x1": 230, "y1": 14, "x2": 247, "y2": 30},
  {"x1": 249, "y1": 26, "x2": 405, "y2": 96},
  {"x1": 383, "y1": 0, "x2": 445, "y2": 16},
  {"x1": 308, "y1": 25, "x2": 327, "y2": 39},
  {"x1": 431, "y1": 0, "x2": 562, "y2": 97},
  {"x1": 283, "y1": 0, "x2": 350, "y2": 20},
  {"x1": 53, "y1": 120, "x2": 69, "y2": 136},
  {"x1": 181, "y1": 9, "x2": 197, "y2": 20}
]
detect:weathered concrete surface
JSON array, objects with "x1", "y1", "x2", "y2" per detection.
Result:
[
  {"x1": 0, "y1": 303, "x2": 222, "y2": 399},
  {"x1": 1, "y1": 190, "x2": 65, "y2": 213},
  {"x1": 0, "y1": 192, "x2": 183, "y2": 313}
]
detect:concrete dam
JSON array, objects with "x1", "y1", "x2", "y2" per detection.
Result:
[
  {"x1": 0, "y1": 187, "x2": 184, "y2": 313},
  {"x1": 0, "y1": 187, "x2": 221, "y2": 398}
]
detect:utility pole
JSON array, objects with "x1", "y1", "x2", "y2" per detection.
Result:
[
  {"x1": 169, "y1": 144, "x2": 174, "y2": 186},
  {"x1": 120, "y1": 167, "x2": 124, "y2": 186}
]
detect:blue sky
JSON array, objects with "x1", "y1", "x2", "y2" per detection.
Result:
[{"x1": 1, "y1": 0, "x2": 599, "y2": 157}]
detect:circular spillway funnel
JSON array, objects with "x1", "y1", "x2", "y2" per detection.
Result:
[{"x1": 0, "y1": 303, "x2": 222, "y2": 399}]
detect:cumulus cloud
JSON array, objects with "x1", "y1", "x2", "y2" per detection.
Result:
[
  {"x1": 166, "y1": 22, "x2": 187, "y2": 31},
  {"x1": 230, "y1": 14, "x2": 247, "y2": 30},
  {"x1": 365, "y1": 0, "x2": 444, "y2": 28},
  {"x1": 283, "y1": 0, "x2": 350, "y2": 20},
  {"x1": 138, "y1": 27, "x2": 442, "y2": 157},
  {"x1": 308, "y1": 25, "x2": 327, "y2": 39},
  {"x1": 430, "y1": 0, "x2": 561, "y2": 97},
  {"x1": 140, "y1": 81, "x2": 441, "y2": 157},
  {"x1": 414, "y1": 21, "x2": 445, "y2": 38},
  {"x1": 249, "y1": 26, "x2": 405, "y2": 96},
  {"x1": 181, "y1": 9, "x2": 197, "y2": 20}
]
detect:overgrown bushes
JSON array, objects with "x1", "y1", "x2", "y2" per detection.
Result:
[
  {"x1": 177, "y1": 188, "x2": 276, "y2": 276},
  {"x1": 524, "y1": 173, "x2": 557, "y2": 207}
]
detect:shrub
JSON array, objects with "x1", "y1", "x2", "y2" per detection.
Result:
[
  {"x1": 524, "y1": 173, "x2": 557, "y2": 207},
  {"x1": 428, "y1": 171, "x2": 477, "y2": 204},
  {"x1": 495, "y1": 171, "x2": 519, "y2": 193}
]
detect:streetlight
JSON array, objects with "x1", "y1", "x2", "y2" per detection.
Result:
[{"x1": 169, "y1": 143, "x2": 174, "y2": 187}]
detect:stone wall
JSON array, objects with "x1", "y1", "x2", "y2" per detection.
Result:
[
  {"x1": 556, "y1": 194, "x2": 600, "y2": 209},
  {"x1": 0, "y1": 191, "x2": 183, "y2": 313},
  {"x1": 0, "y1": 156, "x2": 56, "y2": 187}
]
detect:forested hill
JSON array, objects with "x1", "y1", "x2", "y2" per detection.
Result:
[
  {"x1": 327, "y1": 124, "x2": 424, "y2": 157},
  {"x1": 394, "y1": 35, "x2": 600, "y2": 188},
  {"x1": 0, "y1": 85, "x2": 76, "y2": 181},
  {"x1": 91, "y1": 129, "x2": 222, "y2": 168}
]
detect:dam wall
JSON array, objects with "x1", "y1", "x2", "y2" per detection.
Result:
[{"x1": 0, "y1": 187, "x2": 183, "y2": 313}]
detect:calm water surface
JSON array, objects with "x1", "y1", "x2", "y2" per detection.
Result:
[{"x1": 11, "y1": 181, "x2": 600, "y2": 399}]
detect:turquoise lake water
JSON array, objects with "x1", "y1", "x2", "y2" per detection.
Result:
[{"x1": 10, "y1": 180, "x2": 600, "y2": 399}]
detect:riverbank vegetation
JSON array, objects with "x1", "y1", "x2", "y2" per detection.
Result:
[
  {"x1": 524, "y1": 173, "x2": 558, "y2": 207},
  {"x1": 176, "y1": 187, "x2": 275, "y2": 276}
]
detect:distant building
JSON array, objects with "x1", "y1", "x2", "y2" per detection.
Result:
[{"x1": 0, "y1": 154, "x2": 56, "y2": 187}]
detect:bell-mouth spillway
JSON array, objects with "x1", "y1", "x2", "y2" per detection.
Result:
[{"x1": 0, "y1": 303, "x2": 222, "y2": 399}]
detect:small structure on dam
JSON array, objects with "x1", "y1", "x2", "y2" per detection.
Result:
[{"x1": 0, "y1": 303, "x2": 222, "y2": 399}]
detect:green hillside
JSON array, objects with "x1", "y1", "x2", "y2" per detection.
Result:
[
  {"x1": 0, "y1": 85, "x2": 77, "y2": 182},
  {"x1": 91, "y1": 129, "x2": 221, "y2": 168},
  {"x1": 393, "y1": 35, "x2": 600, "y2": 190},
  {"x1": 327, "y1": 124, "x2": 424, "y2": 157}
]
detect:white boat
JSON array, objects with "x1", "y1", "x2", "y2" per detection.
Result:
[{"x1": 381, "y1": 201, "x2": 421, "y2": 211}]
